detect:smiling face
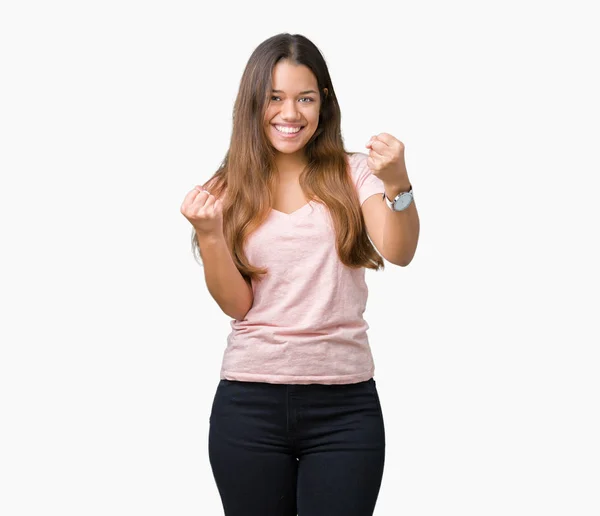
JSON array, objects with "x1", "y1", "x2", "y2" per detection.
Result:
[{"x1": 263, "y1": 59, "x2": 325, "y2": 159}]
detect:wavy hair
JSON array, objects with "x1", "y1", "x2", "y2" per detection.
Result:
[{"x1": 191, "y1": 33, "x2": 384, "y2": 281}]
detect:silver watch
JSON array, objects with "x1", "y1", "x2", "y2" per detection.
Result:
[{"x1": 383, "y1": 186, "x2": 413, "y2": 212}]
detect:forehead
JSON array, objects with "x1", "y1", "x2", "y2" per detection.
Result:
[{"x1": 271, "y1": 60, "x2": 318, "y2": 92}]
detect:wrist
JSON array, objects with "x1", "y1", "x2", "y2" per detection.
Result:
[
  {"x1": 195, "y1": 230, "x2": 225, "y2": 247},
  {"x1": 384, "y1": 181, "x2": 412, "y2": 200}
]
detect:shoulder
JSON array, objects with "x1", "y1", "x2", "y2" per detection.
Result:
[
  {"x1": 346, "y1": 151, "x2": 380, "y2": 191},
  {"x1": 344, "y1": 151, "x2": 385, "y2": 206},
  {"x1": 345, "y1": 152, "x2": 370, "y2": 181}
]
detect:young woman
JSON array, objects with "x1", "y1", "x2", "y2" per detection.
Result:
[{"x1": 180, "y1": 33, "x2": 420, "y2": 516}]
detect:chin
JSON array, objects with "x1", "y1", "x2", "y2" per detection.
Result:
[
  {"x1": 272, "y1": 144, "x2": 306, "y2": 154},
  {"x1": 267, "y1": 129, "x2": 316, "y2": 155}
]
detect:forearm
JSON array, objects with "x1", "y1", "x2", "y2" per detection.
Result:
[
  {"x1": 196, "y1": 233, "x2": 253, "y2": 320},
  {"x1": 382, "y1": 182, "x2": 420, "y2": 266}
]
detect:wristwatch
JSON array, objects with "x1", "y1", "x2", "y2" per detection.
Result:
[{"x1": 383, "y1": 185, "x2": 414, "y2": 212}]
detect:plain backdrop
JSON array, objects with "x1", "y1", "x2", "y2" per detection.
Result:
[{"x1": 1, "y1": 0, "x2": 599, "y2": 515}]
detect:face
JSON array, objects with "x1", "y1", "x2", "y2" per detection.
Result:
[{"x1": 263, "y1": 59, "x2": 326, "y2": 157}]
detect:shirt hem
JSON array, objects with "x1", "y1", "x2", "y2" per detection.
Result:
[{"x1": 220, "y1": 368, "x2": 375, "y2": 385}]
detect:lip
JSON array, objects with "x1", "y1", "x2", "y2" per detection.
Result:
[{"x1": 272, "y1": 124, "x2": 305, "y2": 139}]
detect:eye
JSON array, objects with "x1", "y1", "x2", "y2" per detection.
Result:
[{"x1": 270, "y1": 95, "x2": 314, "y2": 103}]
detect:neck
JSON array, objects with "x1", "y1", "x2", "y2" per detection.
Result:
[{"x1": 274, "y1": 151, "x2": 308, "y2": 180}]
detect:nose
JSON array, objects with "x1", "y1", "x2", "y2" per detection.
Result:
[{"x1": 281, "y1": 99, "x2": 300, "y2": 121}]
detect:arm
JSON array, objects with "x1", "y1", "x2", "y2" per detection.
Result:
[
  {"x1": 362, "y1": 189, "x2": 420, "y2": 266},
  {"x1": 362, "y1": 133, "x2": 420, "y2": 266},
  {"x1": 196, "y1": 233, "x2": 254, "y2": 320},
  {"x1": 382, "y1": 181, "x2": 420, "y2": 266}
]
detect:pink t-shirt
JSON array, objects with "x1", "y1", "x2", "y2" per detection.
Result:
[{"x1": 220, "y1": 152, "x2": 386, "y2": 385}]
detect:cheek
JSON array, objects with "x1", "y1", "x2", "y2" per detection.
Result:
[
  {"x1": 264, "y1": 105, "x2": 276, "y2": 124},
  {"x1": 308, "y1": 105, "x2": 321, "y2": 122},
  {"x1": 305, "y1": 109, "x2": 320, "y2": 127}
]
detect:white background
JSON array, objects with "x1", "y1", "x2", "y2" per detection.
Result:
[{"x1": 1, "y1": 0, "x2": 599, "y2": 514}]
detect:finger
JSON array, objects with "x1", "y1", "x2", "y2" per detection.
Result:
[
  {"x1": 365, "y1": 135, "x2": 377, "y2": 148},
  {"x1": 367, "y1": 155, "x2": 384, "y2": 171},
  {"x1": 369, "y1": 139, "x2": 389, "y2": 155},
  {"x1": 190, "y1": 189, "x2": 211, "y2": 210},
  {"x1": 203, "y1": 194, "x2": 216, "y2": 211},
  {"x1": 374, "y1": 133, "x2": 397, "y2": 146},
  {"x1": 181, "y1": 187, "x2": 206, "y2": 213},
  {"x1": 368, "y1": 147, "x2": 386, "y2": 161},
  {"x1": 207, "y1": 197, "x2": 223, "y2": 217},
  {"x1": 182, "y1": 186, "x2": 204, "y2": 205},
  {"x1": 367, "y1": 155, "x2": 383, "y2": 171}
]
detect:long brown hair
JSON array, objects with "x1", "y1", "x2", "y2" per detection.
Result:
[{"x1": 191, "y1": 33, "x2": 384, "y2": 281}]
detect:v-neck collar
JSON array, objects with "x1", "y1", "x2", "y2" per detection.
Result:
[{"x1": 270, "y1": 201, "x2": 314, "y2": 217}]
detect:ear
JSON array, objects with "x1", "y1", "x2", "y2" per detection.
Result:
[{"x1": 323, "y1": 87, "x2": 329, "y2": 98}]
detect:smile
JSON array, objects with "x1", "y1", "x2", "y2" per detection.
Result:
[{"x1": 273, "y1": 125, "x2": 305, "y2": 138}]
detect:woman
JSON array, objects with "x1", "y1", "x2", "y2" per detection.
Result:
[{"x1": 180, "y1": 33, "x2": 420, "y2": 516}]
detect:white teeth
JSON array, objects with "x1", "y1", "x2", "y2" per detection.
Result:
[{"x1": 275, "y1": 125, "x2": 302, "y2": 134}]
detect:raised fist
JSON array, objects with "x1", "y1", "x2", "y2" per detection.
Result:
[{"x1": 180, "y1": 186, "x2": 224, "y2": 237}]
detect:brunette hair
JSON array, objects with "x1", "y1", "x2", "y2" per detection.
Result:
[{"x1": 191, "y1": 33, "x2": 384, "y2": 281}]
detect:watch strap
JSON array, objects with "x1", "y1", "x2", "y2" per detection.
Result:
[{"x1": 383, "y1": 185, "x2": 413, "y2": 208}]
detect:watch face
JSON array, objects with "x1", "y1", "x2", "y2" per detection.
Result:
[{"x1": 393, "y1": 193, "x2": 413, "y2": 211}]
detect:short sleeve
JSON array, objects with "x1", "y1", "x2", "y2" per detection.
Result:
[{"x1": 348, "y1": 152, "x2": 385, "y2": 205}]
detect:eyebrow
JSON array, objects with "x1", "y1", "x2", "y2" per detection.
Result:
[{"x1": 271, "y1": 89, "x2": 318, "y2": 95}]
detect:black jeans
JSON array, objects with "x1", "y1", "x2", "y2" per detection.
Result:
[{"x1": 208, "y1": 378, "x2": 386, "y2": 516}]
